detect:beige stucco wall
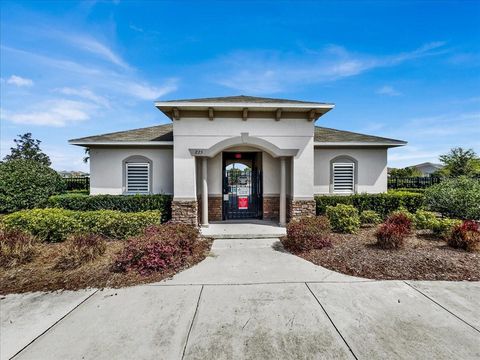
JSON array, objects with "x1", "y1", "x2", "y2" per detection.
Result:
[
  {"x1": 173, "y1": 116, "x2": 314, "y2": 200},
  {"x1": 87, "y1": 121, "x2": 391, "y2": 198},
  {"x1": 314, "y1": 147, "x2": 388, "y2": 194},
  {"x1": 89, "y1": 147, "x2": 173, "y2": 195},
  {"x1": 262, "y1": 152, "x2": 280, "y2": 196}
]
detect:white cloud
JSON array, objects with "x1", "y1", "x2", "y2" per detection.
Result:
[
  {"x1": 1, "y1": 45, "x2": 105, "y2": 76},
  {"x1": 4, "y1": 99, "x2": 94, "y2": 127},
  {"x1": 30, "y1": 28, "x2": 131, "y2": 69},
  {"x1": 212, "y1": 42, "x2": 447, "y2": 94},
  {"x1": 129, "y1": 24, "x2": 144, "y2": 33},
  {"x1": 376, "y1": 85, "x2": 401, "y2": 96},
  {"x1": 68, "y1": 35, "x2": 130, "y2": 69},
  {"x1": 56, "y1": 87, "x2": 110, "y2": 107},
  {"x1": 7, "y1": 75, "x2": 34, "y2": 87},
  {"x1": 2, "y1": 45, "x2": 177, "y2": 103},
  {"x1": 121, "y1": 80, "x2": 178, "y2": 100}
]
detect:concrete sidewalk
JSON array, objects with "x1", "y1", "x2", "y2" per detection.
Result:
[{"x1": 2, "y1": 239, "x2": 479, "y2": 359}]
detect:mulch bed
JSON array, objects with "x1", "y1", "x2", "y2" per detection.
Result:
[
  {"x1": 293, "y1": 228, "x2": 480, "y2": 281},
  {"x1": 0, "y1": 238, "x2": 212, "y2": 295}
]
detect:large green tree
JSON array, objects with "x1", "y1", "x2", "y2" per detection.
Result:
[
  {"x1": 3, "y1": 133, "x2": 51, "y2": 166},
  {"x1": 439, "y1": 147, "x2": 480, "y2": 177}
]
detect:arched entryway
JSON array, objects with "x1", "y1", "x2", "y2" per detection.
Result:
[
  {"x1": 222, "y1": 152, "x2": 262, "y2": 220},
  {"x1": 192, "y1": 134, "x2": 297, "y2": 227}
]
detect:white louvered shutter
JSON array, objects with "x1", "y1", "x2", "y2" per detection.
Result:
[
  {"x1": 126, "y1": 163, "x2": 150, "y2": 193},
  {"x1": 333, "y1": 163, "x2": 355, "y2": 193}
]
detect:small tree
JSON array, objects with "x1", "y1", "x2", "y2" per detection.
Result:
[
  {"x1": 0, "y1": 159, "x2": 65, "y2": 212},
  {"x1": 3, "y1": 133, "x2": 51, "y2": 166},
  {"x1": 439, "y1": 147, "x2": 480, "y2": 177}
]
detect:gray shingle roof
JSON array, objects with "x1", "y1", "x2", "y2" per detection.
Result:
[
  {"x1": 162, "y1": 95, "x2": 332, "y2": 105},
  {"x1": 69, "y1": 124, "x2": 173, "y2": 143},
  {"x1": 314, "y1": 126, "x2": 405, "y2": 145},
  {"x1": 70, "y1": 124, "x2": 405, "y2": 146}
]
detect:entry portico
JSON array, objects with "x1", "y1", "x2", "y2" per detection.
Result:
[
  {"x1": 156, "y1": 96, "x2": 334, "y2": 227},
  {"x1": 69, "y1": 95, "x2": 406, "y2": 226}
]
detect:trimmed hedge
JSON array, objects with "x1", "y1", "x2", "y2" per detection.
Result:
[
  {"x1": 1, "y1": 208, "x2": 162, "y2": 242},
  {"x1": 48, "y1": 194, "x2": 172, "y2": 223},
  {"x1": 388, "y1": 188, "x2": 426, "y2": 194},
  {"x1": 315, "y1": 192, "x2": 424, "y2": 218}
]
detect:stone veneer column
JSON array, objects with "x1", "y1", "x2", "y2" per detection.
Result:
[
  {"x1": 279, "y1": 157, "x2": 286, "y2": 226},
  {"x1": 288, "y1": 198, "x2": 316, "y2": 221},
  {"x1": 201, "y1": 157, "x2": 208, "y2": 227},
  {"x1": 263, "y1": 196, "x2": 280, "y2": 221},
  {"x1": 171, "y1": 200, "x2": 198, "y2": 226}
]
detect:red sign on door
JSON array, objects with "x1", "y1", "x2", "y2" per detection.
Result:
[{"x1": 238, "y1": 197, "x2": 248, "y2": 209}]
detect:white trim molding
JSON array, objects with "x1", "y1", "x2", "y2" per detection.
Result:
[
  {"x1": 189, "y1": 133, "x2": 298, "y2": 158},
  {"x1": 315, "y1": 141, "x2": 406, "y2": 148},
  {"x1": 69, "y1": 141, "x2": 174, "y2": 146},
  {"x1": 155, "y1": 101, "x2": 335, "y2": 111}
]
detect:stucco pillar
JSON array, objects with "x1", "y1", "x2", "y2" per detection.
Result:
[
  {"x1": 201, "y1": 157, "x2": 209, "y2": 227},
  {"x1": 279, "y1": 157, "x2": 286, "y2": 226}
]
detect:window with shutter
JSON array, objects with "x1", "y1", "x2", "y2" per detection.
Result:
[
  {"x1": 333, "y1": 163, "x2": 355, "y2": 193},
  {"x1": 126, "y1": 163, "x2": 150, "y2": 194}
]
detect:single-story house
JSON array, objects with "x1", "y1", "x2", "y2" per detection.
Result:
[
  {"x1": 70, "y1": 95, "x2": 406, "y2": 226},
  {"x1": 409, "y1": 162, "x2": 443, "y2": 176}
]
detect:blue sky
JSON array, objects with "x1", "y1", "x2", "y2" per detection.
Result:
[{"x1": 1, "y1": 0, "x2": 479, "y2": 171}]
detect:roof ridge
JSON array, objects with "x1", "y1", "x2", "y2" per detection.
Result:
[
  {"x1": 69, "y1": 123, "x2": 172, "y2": 142},
  {"x1": 315, "y1": 125, "x2": 405, "y2": 143},
  {"x1": 161, "y1": 95, "x2": 333, "y2": 105}
]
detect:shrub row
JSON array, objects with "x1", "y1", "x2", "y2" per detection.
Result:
[
  {"x1": 389, "y1": 208, "x2": 461, "y2": 239},
  {"x1": 48, "y1": 194, "x2": 172, "y2": 223},
  {"x1": 1, "y1": 208, "x2": 162, "y2": 242},
  {"x1": 315, "y1": 192, "x2": 424, "y2": 218},
  {"x1": 388, "y1": 188, "x2": 426, "y2": 194}
]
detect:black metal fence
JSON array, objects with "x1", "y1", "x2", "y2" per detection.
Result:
[
  {"x1": 63, "y1": 177, "x2": 90, "y2": 191},
  {"x1": 388, "y1": 176, "x2": 442, "y2": 189}
]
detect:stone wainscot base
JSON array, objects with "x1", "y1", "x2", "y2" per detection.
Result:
[
  {"x1": 172, "y1": 198, "x2": 316, "y2": 226},
  {"x1": 171, "y1": 200, "x2": 198, "y2": 226},
  {"x1": 287, "y1": 198, "x2": 316, "y2": 221}
]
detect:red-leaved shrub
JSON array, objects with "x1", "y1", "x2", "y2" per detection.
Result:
[
  {"x1": 282, "y1": 216, "x2": 332, "y2": 252},
  {"x1": 113, "y1": 223, "x2": 199, "y2": 275},
  {"x1": 447, "y1": 221, "x2": 480, "y2": 252},
  {"x1": 385, "y1": 212, "x2": 412, "y2": 230},
  {"x1": 0, "y1": 229, "x2": 38, "y2": 267},
  {"x1": 55, "y1": 233, "x2": 107, "y2": 270},
  {"x1": 375, "y1": 213, "x2": 412, "y2": 249}
]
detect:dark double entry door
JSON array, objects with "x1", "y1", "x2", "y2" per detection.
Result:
[{"x1": 222, "y1": 152, "x2": 262, "y2": 220}]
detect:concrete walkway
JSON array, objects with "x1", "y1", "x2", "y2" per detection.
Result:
[
  {"x1": 2, "y1": 238, "x2": 479, "y2": 359},
  {"x1": 200, "y1": 221, "x2": 286, "y2": 239}
]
